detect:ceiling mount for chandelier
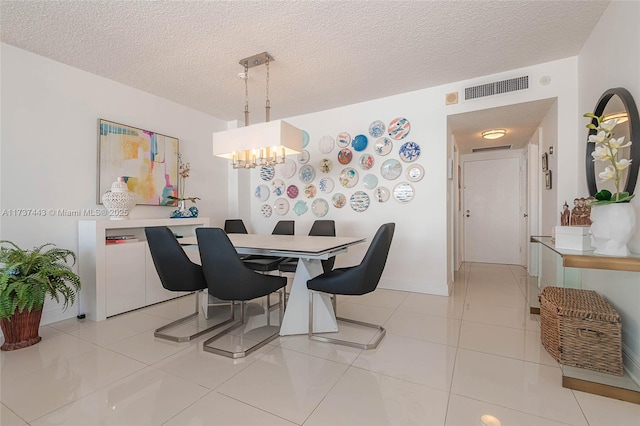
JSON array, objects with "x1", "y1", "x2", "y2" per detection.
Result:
[{"x1": 212, "y1": 52, "x2": 302, "y2": 169}]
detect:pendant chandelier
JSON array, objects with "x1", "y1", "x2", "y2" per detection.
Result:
[{"x1": 212, "y1": 52, "x2": 303, "y2": 169}]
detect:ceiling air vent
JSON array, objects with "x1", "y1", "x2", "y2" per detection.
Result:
[
  {"x1": 472, "y1": 145, "x2": 512, "y2": 153},
  {"x1": 465, "y1": 76, "x2": 529, "y2": 100}
]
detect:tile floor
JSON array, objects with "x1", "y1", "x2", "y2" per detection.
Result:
[{"x1": 2, "y1": 263, "x2": 639, "y2": 425}]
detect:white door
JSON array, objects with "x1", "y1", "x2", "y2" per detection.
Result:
[{"x1": 464, "y1": 157, "x2": 521, "y2": 264}]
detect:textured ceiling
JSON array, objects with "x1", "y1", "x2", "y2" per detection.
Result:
[{"x1": 1, "y1": 0, "x2": 608, "y2": 137}]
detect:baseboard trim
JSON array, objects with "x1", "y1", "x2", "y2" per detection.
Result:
[{"x1": 562, "y1": 375, "x2": 640, "y2": 404}]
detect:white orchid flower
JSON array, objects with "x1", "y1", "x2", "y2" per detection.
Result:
[
  {"x1": 600, "y1": 119, "x2": 619, "y2": 132},
  {"x1": 609, "y1": 136, "x2": 632, "y2": 149},
  {"x1": 588, "y1": 131, "x2": 607, "y2": 144},
  {"x1": 598, "y1": 166, "x2": 616, "y2": 181},
  {"x1": 615, "y1": 158, "x2": 632, "y2": 171},
  {"x1": 591, "y1": 145, "x2": 610, "y2": 161}
]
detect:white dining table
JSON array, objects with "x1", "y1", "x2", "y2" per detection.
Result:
[{"x1": 181, "y1": 233, "x2": 365, "y2": 336}]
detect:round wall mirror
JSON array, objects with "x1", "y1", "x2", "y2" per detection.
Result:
[{"x1": 586, "y1": 87, "x2": 640, "y2": 196}]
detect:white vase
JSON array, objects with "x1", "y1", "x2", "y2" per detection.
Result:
[
  {"x1": 589, "y1": 203, "x2": 636, "y2": 256},
  {"x1": 101, "y1": 177, "x2": 136, "y2": 220}
]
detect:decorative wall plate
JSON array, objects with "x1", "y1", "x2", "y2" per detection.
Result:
[
  {"x1": 339, "y1": 167, "x2": 359, "y2": 188},
  {"x1": 303, "y1": 183, "x2": 317, "y2": 198},
  {"x1": 260, "y1": 204, "x2": 273, "y2": 218},
  {"x1": 369, "y1": 120, "x2": 385, "y2": 138},
  {"x1": 406, "y1": 164, "x2": 424, "y2": 182},
  {"x1": 259, "y1": 165, "x2": 275, "y2": 181},
  {"x1": 399, "y1": 142, "x2": 421, "y2": 162},
  {"x1": 287, "y1": 184, "x2": 299, "y2": 199},
  {"x1": 350, "y1": 191, "x2": 370, "y2": 212},
  {"x1": 274, "y1": 197, "x2": 290, "y2": 215},
  {"x1": 293, "y1": 200, "x2": 308, "y2": 216},
  {"x1": 375, "y1": 186, "x2": 390, "y2": 202},
  {"x1": 319, "y1": 158, "x2": 333, "y2": 173},
  {"x1": 332, "y1": 193, "x2": 347, "y2": 208},
  {"x1": 351, "y1": 134, "x2": 368, "y2": 152},
  {"x1": 318, "y1": 135, "x2": 335, "y2": 154},
  {"x1": 319, "y1": 177, "x2": 335, "y2": 193},
  {"x1": 255, "y1": 184, "x2": 270, "y2": 202},
  {"x1": 299, "y1": 164, "x2": 315, "y2": 183},
  {"x1": 388, "y1": 117, "x2": 411, "y2": 140},
  {"x1": 302, "y1": 130, "x2": 310, "y2": 148},
  {"x1": 298, "y1": 150, "x2": 310, "y2": 164},
  {"x1": 312, "y1": 199, "x2": 329, "y2": 217},
  {"x1": 374, "y1": 137, "x2": 393, "y2": 156},
  {"x1": 359, "y1": 153, "x2": 374, "y2": 170},
  {"x1": 277, "y1": 158, "x2": 297, "y2": 178},
  {"x1": 380, "y1": 159, "x2": 402, "y2": 180},
  {"x1": 363, "y1": 174, "x2": 378, "y2": 190},
  {"x1": 393, "y1": 182, "x2": 415, "y2": 203},
  {"x1": 337, "y1": 132, "x2": 351, "y2": 148},
  {"x1": 271, "y1": 179, "x2": 285, "y2": 196},
  {"x1": 337, "y1": 148, "x2": 353, "y2": 165}
]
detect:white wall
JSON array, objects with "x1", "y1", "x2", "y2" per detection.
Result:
[
  {"x1": 539, "y1": 101, "x2": 560, "y2": 235},
  {"x1": 230, "y1": 57, "x2": 580, "y2": 296},
  {"x1": 0, "y1": 44, "x2": 229, "y2": 324},
  {"x1": 577, "y1": 0, "x2": 640, "y2": 383}
]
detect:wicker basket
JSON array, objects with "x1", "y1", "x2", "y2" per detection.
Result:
[{"x1": 539, "y1": 286, "x2": 622, "y2": 376}]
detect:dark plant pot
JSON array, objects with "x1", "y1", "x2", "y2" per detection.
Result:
[{"x1": 0, "y1": 308, "x2": 43, "y2": 351}]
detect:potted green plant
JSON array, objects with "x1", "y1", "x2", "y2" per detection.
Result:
[{"x1": 0, "y1": 241, "x2": 81, "y2": 351}]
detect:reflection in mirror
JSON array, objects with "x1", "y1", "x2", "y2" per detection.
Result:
[
  {"x1": 594, "y1": 95, "x2": 631, "y2": 194},
  {"x1": 586, "y1": 87, "x2": 640, "y2": 196}
]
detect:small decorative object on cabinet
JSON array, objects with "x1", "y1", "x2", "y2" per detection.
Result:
[
  {"x1": 101, "y1": 177, "x2": 137, "y2": 220},
  {"x1": 0, "y1": 241, "x2": 81, "y2": 350},
  {"x1": 168, "y1": 154, "x2": 200, "y2": 218}
]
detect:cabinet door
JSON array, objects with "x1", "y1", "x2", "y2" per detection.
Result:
[
  {"x1": 105, "y1": 243, "x2": 146, "y2": 316},
  {"x1": 145, "y1": 245, "x2": 178, "y2": 305}
]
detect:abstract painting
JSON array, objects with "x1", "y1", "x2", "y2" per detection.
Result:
[{"x1": 98, "y1": 119, "x2": 179, "y2": 206}]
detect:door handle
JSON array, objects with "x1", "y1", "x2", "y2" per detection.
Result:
[{"x1": 466, "y1": 209, "x2": 470, "y2": 218}]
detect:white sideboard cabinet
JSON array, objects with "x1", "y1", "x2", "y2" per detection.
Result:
[{"x1": 78, "y1": 217, "x2": 210, "y2": 321}]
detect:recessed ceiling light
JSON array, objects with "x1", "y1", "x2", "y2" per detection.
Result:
[{"x1": 481, "y1": 129, "x2": 507, "y2": 140}]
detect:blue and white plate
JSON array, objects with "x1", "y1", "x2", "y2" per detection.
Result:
[
  {"x1": 393, "y1": 182, "x2": 415, "y2": 203},
  {"x1": 332, "y1": 193, "x2": 347, "y2": 208},
  {"x1": 271, "y1": 179, "x2": 286, "y2": 197},
  {"x1": 374, "y1": 137, "x2": 393, "y2": 156},
  {"x1": 255, "y1": 185, "x2": 270, "y2": 202},
  {"x1": 293, "y1": 200, "x2": 308, "y2": 216},
  {"x1": 337, "y1": 132, "x2": 351, "y2": 148},
  {"x1": 259, "y1": 165, "x2": 275, "y2": 181},
  {"x1": 339, "y1": 167, "x2": 359, "y2": 188},
  {"x1": 406, "y1": 164, "x2": 424, "y2": 182},
  {"x1": 312, "y1": 199, "x2": 329, "y2": 217},
  {"x1": 369, "y1": 120, "x2": 385, "y2": 138},
  {"x1": 380, "y1": 159, "x2": 402, "y2": 180},
  {"x1": 297, "y1": 150, "x2": 310, "y2": 164},
  {"x1": 363, "y1": 174, "x2": 378, "y2": 190},
  {"x1": 319, "y1": 177, "x2": 334, "y2": 193},
  {"x1": 399, "y1": 142, "x2": 421, "y2": 163},
  {"x1": 351, "y1": 134, "x2": 368, "y2": 152},
  {"x1": 318, "y1": 135, "x2": 335, "y2": 154},
  {"x1": 302, "y1": 130, "x2": 310, "y2": 148},
  {"x1": 260, "y1": 204, "x2": 273, "y2": 218},
  {"x1": 299, "y1": 164, "x2": 315, "y2": 183},
  {"x1": 350, "y1": 191, "x2": 370, "y2": 212},
  {"x1": 388, "y1": 117, "x2": 411, "y2": 140}
]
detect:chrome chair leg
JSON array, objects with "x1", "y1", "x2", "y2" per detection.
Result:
[
  {"x1": 154, "y1": 291, "x2": 234, "y2": 343},
  {"x1": 308, "y1": 290, "x2": 386, "y2": 350}
]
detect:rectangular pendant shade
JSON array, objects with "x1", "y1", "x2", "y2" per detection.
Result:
[{"x1": 212, "y1": 120, "x2": 303, "y2": 159}]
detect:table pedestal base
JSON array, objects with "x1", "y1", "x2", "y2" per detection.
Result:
[{"x1": 280, "y1": 258, "x2": 338, "y2": 336}]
